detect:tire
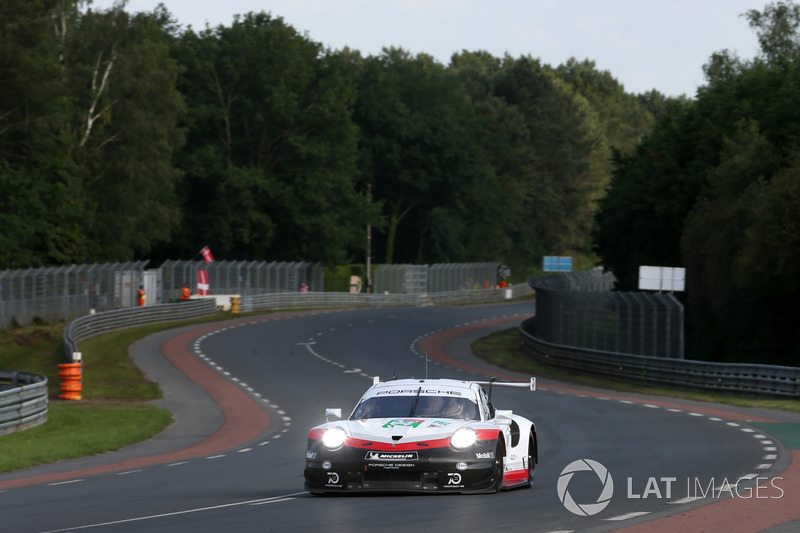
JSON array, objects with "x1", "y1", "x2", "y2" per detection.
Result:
[
  {"x1": 525, "y1": 434, "x2": 536, "y2": 488},
  {"x1": 492, "y1": 439, "x2": 506, "y2": 493}
]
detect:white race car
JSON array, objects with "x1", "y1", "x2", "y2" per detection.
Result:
[{"x1": 304, "y1": 377, "x2": 537, "y2": 494}]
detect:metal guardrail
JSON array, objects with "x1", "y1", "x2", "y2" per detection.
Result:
[
  {"x1": 238, "y1": 285, "x2": 534, "y2": 313},
  {"x1": 0, "y1": 371, "x2": 48, "y2": 435},
  {"x1": 63, "y1": 299, "x2": 219, "y2": 362},
  {"x1": 519, "y1": 317, "x2": 800, "y2": 398}
]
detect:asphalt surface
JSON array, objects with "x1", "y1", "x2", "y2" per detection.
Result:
[{"x1": 0, "y1": 303, "x2": 797, "y2": 533}]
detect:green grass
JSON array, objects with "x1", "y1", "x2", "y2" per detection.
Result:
[
  {"x1": 0, "y1": 312, "x2": 263, "y2": 473},
  {"x1": 0, "y1": 404, "x2": 173, "y2": 472},
  {"x1": 473, "y1": 328, "x2": 800, "y2": 414}
]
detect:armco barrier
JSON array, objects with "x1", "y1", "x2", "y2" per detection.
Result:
[
  {"x1": 63, "y1": 299, "x2": 219, "y2": 362},
  {"x1": 237, "y1": 285, "x2": 533, "y2": 313},
  {"x1": 0, "y1": 371, "x2": 48, "y2": 435},
  {"x1": 520, "y1": 317, "x2": 800, "y2": 398}
]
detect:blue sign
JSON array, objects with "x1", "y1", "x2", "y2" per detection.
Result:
[{"x1": 543, "y1": 256, "x2": 573, "y2": 272}]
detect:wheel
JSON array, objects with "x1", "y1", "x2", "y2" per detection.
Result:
[
  {"x1": 525, "y1": 434, "x2": 536, "y2": 487},
  {"x1": 492, "y1": 439, "x2": 506, "y2": 493}
]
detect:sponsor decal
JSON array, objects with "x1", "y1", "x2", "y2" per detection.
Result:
[
  {"x1": 322, "y1": 460, "x2": 332, "y2": 470},
  {"x1": 427, "y1": 420, "x2": 453, "y2": 428},
  {"x1": 326, "y1": 472, "x2": 341, "y2": 487},
  {"x1": 365, "y1": 451, "x2": 419, "y2": 461},
  {"x1": 456, "y1": 462, "x2": 468, "y2": 471},
  {"x1": 367, "y1": 463, "x2": 415, "y2": 470},
  {"x1": 376, "y1": 389, "x2": 462, "y2": 396},
  {"x1": 446, "y1": 473, "x2": 464, "y2": 488},
  {"x1": 476, "y1": 452, "x2": 495, "y2": 459},
  {"x1": 382, "y1": 419, "x2": 424, "y2": 428},
  {"x1": 306, "y1": 451, "x2": 317, "y2": 459}
]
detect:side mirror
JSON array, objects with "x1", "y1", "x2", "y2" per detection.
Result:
[
  {"x1": 325, "y1": 408, "x2": 342, "y2": 422},
  {"x1": 495, "y1": 409, "x2": 513, "y2": 426}
]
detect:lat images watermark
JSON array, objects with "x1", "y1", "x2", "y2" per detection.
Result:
[
  {"x1": 558, "y1": 459, "x2": 785, "y2": 517},
  {"x1": 557, "y1": 459, "x2": 614, "y2": 516}
]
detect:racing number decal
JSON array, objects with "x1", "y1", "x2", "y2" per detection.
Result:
[{"x1": 327, "y1": 472, "x2": 340, "y2": 484}]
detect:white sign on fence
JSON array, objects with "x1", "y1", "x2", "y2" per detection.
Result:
[{"x1": 638, "y1": 266, "x2": 686, "y2": 292}]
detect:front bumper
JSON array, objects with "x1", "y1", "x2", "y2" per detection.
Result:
[{"x1": 304, "y1": 441, "x2": 500, "y2": 494}]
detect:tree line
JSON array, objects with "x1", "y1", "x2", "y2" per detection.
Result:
[
  {"x1": 0, "y1": 0, "x2": 655, "y2": 273},
  {"x1": 594, "y1": 1, "x2": 800, "y2": 366},
  {"x1": 4, "y1": 0, "x2": 796, "y2": 366}
]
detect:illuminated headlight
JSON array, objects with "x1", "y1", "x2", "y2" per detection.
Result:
[
  {"x1": 450, "y1": 427, "x2": 478, "y2": 449},
  {"x1": 321, "y1": 427, "x2": 347, "y2": 449}
]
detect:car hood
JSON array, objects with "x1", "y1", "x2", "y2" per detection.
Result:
[{"x1": 344, "y1": 417, "x2": 469, "y2": 443}]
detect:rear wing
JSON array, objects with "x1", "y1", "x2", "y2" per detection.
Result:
[{"x1": 475, "y1": 377, "x2": 536, "y2": 392}]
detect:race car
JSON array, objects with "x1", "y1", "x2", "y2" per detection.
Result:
[{"x1": 304, "y1": 377, "x2": 537, "y2": 494}]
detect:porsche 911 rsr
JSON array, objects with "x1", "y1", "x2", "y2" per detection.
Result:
[{"x1": 304, "y1": 377, "x2": 537, "y2": 494}]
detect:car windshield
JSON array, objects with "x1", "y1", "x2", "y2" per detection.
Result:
[{"x1": 350, "y1": 395, "x2": 480, "y2": 420}]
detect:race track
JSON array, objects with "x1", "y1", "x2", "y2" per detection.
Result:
[{"x1": 0, "y1": 302, "x2": 797, "y2": 533}]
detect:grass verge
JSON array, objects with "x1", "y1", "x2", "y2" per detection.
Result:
[{"x1": 0, "y1": 311, "x2": 265, "y2": 474}]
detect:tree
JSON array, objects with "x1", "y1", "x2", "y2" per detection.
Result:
[
  {"x1": 744, "y1": 0, "x2": 800, "y2": 63},
  {"x1": 493, "y1": 56, "x2": 608, "y2": 258},
  {"x1": 65, "y1": 4, "x2": 186, "y2": 260},
  {"x1": 171, "y1": 13, "x2": 371, "y2": 263},
  {"x1": 595, "y1": 1, "x2": 800, "y2": 365},
  {"x1": 354, "y1": 48, "x2": 501, "y2": 264},
  {"x1": 0, "y1": 0, "x2": 86, "y2": 267}
]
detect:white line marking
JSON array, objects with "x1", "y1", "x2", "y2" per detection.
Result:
[
  {"x1": 38, "y1": 492, "x2": 308, "y2": 532},
  {"x1": 47, "y1": 479, "x2": 84, "y2": 486},
  {"x1": 670, "y1": 496, "x2": 705, "y2": 504},
  {"x1": 249, "y1": 497, "x2": 296, "y2": 506},
  {"x1": 604, "y1": 512, "x2": 651, "y2": 521}
]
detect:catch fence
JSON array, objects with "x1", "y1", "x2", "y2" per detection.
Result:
[
  {"x1": 373, "y1": 263, "x2": 504, "y2": 294},
  {"x1": 2, "y1": 261, "x2": 517, "y2": 328},
  {"x1": 157, "y1": 260, "x2": 324, "y2": 302},
  {"x1": 530, "y1": 270, "x2": 684, "y2": 359},
  {"x1": 0, "y1": 262, "x2": 148, "y2": 329}
]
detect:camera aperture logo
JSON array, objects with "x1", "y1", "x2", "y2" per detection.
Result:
[{"x1": 557, "y1": 459, "x2": 614, "y2": 516}]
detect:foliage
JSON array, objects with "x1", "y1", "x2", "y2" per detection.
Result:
[
  {"x1": 0, "y1": 2, "x2": 655, "y2": 272},
  {"x1": 170, "y1": 13, "x2": 375, "y2": 264},
  {"x1": 594, "y1": 1, "x2": 800, "y2": 365}
]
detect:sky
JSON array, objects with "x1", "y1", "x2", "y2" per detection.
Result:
[{"x1": 91, "y1": 0, "x2": 766, "y2": 97}]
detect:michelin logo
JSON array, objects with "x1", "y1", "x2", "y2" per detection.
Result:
[{"x1": 365, "y1": 451, "x2": 419, "y2": 461}]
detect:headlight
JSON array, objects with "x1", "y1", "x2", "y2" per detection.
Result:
[
  {"x1": 450, "y1": 427, "x2": 477, "y2": 449},
  {"x1": 321, "y1": 427, "x2": 347, "y2": 449}
]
